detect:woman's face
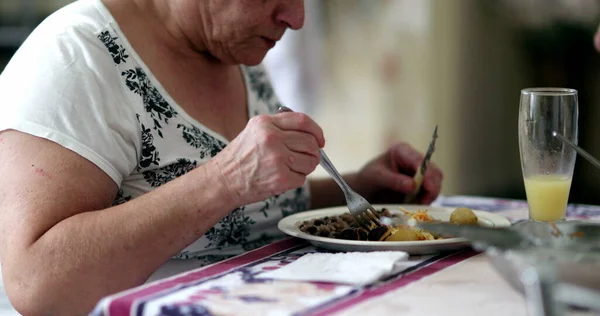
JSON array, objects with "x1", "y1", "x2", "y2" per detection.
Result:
[{"x1": 191, "y1": 0, "x2": 305, "y2": 65}]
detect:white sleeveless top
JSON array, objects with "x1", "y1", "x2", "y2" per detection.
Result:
[{"x1": 0, "y1": 0, "x2": 310, "y2": 267}]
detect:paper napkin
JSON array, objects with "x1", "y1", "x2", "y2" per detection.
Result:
[{"x1": 258, "y1": 251, "x2": 409, "y2": 286}]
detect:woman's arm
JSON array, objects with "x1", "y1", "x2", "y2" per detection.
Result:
[
  {"x1": 0, "y1": 130, "x2": 236, "y2": 316},
  {"x1": 0, "y1": 111, "x2": 324, "y2": 316}
]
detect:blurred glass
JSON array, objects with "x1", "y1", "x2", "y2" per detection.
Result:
[{"x1": 519, "y1": 88, "x2": 578, "y2": 222}]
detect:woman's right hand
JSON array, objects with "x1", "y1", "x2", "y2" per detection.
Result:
[{"x1": 210, "y1": 112, "x2": 325, "y2": 206}]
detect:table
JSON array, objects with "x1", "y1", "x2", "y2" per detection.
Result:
[{"x1": 91, "y1": 196, "x2": 600, "y2": 316}]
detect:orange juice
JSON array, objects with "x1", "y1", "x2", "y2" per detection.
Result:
[{"x1": 523, "y1": 175, "x2": 572, "y2": 222}]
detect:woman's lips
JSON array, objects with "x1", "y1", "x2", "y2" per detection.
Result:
[{"x1": 261, "y1": 37, "x2": 276, "y2": 48}]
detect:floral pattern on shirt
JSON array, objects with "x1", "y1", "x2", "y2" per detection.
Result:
[
  {"x1": 136, "y1": 114, "x2": 161, "y2": 171},
  {"x1": 143, "y1": 158, "x2": 198, "y2": 188},
  {"x1": 97, "y1": 28, "x2": 310, "y2": 264},
  {"x1": 177, "y1": 123, "x2": 226, "y2": 159},
  {"x1": 246, "y1": 67, "x2": 282, "y2": 114},
  {"x1": 205, "y1": 207, "x2": 256, "y2": 249},
  {"x1": 113, "y1": 188, "x2": 132, "y2": 206},
  {"x1": 97, "y1": 30, "x2": 129, "y2": 64},
  {"x1": 121, "y1": 68, "x2": 178, "y2": 138}
]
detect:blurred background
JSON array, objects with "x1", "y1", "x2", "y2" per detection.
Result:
[{"x1": 2, "y1": 0, "x2": 600, "y2": 204}]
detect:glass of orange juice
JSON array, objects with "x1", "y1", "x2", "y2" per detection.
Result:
[{"x1": 518, "y1": 88, "x2": 578, "y2": 222}]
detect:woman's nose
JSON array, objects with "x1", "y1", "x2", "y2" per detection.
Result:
[{"x1": 275, "y1": 0, "x2": 305, "y2": 30}]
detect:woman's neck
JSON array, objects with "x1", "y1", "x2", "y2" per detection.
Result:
[
  {"x1": 99, "y1": 0, "x2": 239, "y2": 106},
  {"x1": 101, "y1": 0, "x2": 217, "y2": 64}
]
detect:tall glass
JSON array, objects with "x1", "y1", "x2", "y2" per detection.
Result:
[{"x1": 518, "y1": 88, "x2": 578, "y2": 222}]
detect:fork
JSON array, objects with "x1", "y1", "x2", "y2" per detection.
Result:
[{"x1": 277, "y1": 106, "x2": 383, "y2": 230}]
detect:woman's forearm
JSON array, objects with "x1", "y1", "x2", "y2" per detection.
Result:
[{"x1": 3, "y1": 165, "x2": 236, "y2": 316}]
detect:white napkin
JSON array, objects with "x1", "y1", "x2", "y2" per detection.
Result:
[{"x1": 258, "y1": 251, "x2": 409, "y2": 286}]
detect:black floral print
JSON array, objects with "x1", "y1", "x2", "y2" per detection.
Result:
[
  {"x1": 177, "y1": 124, "x2": 226, "y2": 159},
  {"x1": 246, "y1": 67, "x2": 282, "y2": 114},
  {"x1": 98, "y1": 29, "x2": 177, "y2": 138},
  {"x1": 257, "y1": 195, "x2": 280, "y2": 218},
  {"x1": 136, "y1": 114, "x2": 160, "y2": 171},
  {"x1": 278, "y1": 187, "x2": 309, "y2": 218},
  {"x1": 205, "y1": 207, "x2": 256, "y2": 249},
  {"x1": 122, "y1": 68, "x2": 178, "y2": 138},
  {"x1": 159, "y1": 305, "x2": 213, "y2": 316},
  {"x1": 143, "y1": 158, "x2": 197, "y2": 187},
  {"x1": 97, "y1": 30, "x2": 130, "y2": 64},
  {"x1": 93, "y1": 30, "x2": 303, "y2": 259},
  {"x1": 241, "y1": 234, "x2": 275, "y2": 252},
  {"x1": 112, "y1": 188, "x2": 132, "y2": 206},
  {"x1": 173, "y1": 252, "x2": 235, "y2": 263}
]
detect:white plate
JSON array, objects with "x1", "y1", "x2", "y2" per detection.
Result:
[{"x1": 278, "y1": 204, "x2": 511, "y2": 255}]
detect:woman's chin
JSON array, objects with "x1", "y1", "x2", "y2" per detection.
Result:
[
  {"x1": 211, "y1": 53, "x2": 267, "y2": 66},
  {"x1": 211, "y1": 43, "x2": 272, "y2": 65},
  {"x1": 238, "y1": 51, "x2": 270, "y2": 66}
]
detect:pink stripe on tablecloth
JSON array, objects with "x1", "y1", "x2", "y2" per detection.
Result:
[
  {"x1": 106, "y1": 238, "x2": 305, "y2": 315},
  {"x1": 310, "y1": 249, "x2": 479, "y2": 316}
]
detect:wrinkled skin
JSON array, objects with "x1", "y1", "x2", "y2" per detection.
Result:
[
  {"x1": 211, "y1": 112, "x2": 324, "y2": 206},
  {"x1": 167, "y1": 0, "x2": 305, "y2": 65}
]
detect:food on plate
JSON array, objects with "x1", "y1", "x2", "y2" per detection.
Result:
[
  {"x1": 449, "y1": 207, "x2": 478, "y2": 225},
  {"x1": 549, "y1": 222, "x2": 563, "y2": 237},
  {"x1": 380, "y1": 226, "x2": 420, "y2": 241},
  {"x1": 569, "y1": 231, "x2": 585, "y2": 238},
  {"x1": 298, "y1": 207, "x2": 477, "y2": 242},
  {"x1": 548, "y1": 222, "x2": 586, "y2": 238}
]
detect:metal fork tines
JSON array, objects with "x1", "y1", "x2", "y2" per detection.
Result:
[
  {"x1": 319, "y1": 150, "x2": 383, "y2": 230},
  {"x1": 277, "y1": 106, "x2": 383, "y2": 230}
]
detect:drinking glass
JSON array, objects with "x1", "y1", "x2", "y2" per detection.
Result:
[{"x1": 518, "y1": 88, "x2": 578, "y2": 222}]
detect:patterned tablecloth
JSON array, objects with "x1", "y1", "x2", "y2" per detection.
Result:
[{"x1": 91, "y1": 195, "x2": 600, "y2": 316}]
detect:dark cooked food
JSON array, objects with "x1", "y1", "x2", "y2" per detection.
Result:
[
  {"x1": 367, "y1": 226, "x2": 392, "y2": 241},
  {"x1": 298, "y1": 209, "x2": 393, "y2": 241},
  {"x1": 298, "y1": 207, "x2": 478, "y2": 242}
]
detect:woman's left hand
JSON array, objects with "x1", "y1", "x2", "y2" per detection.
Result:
[{"x1": 353, "y1": 142, "x2": 443, "y2": 205}]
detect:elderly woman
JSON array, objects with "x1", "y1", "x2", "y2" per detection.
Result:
[{"x1": 0, "y1": 0, "x2": 442, "y2": 314}]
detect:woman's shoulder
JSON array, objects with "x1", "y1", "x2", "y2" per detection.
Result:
[
  {"x1": 3, "y1": 0, "x2": 126, "y2": 90},
  {"x1": 0, "y1": 1, "x2": 143, "y2": 185},
  {"x1": 31, "y1": 0, "x2": 111, "y2": 41},
  {"x1": 13, "y1": 0, "x2": 121, "y2": 71}
]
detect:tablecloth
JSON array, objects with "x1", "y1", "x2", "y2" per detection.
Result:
[{"x1": 91, "y1": 195, "x2": 600, "y2": 316}]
